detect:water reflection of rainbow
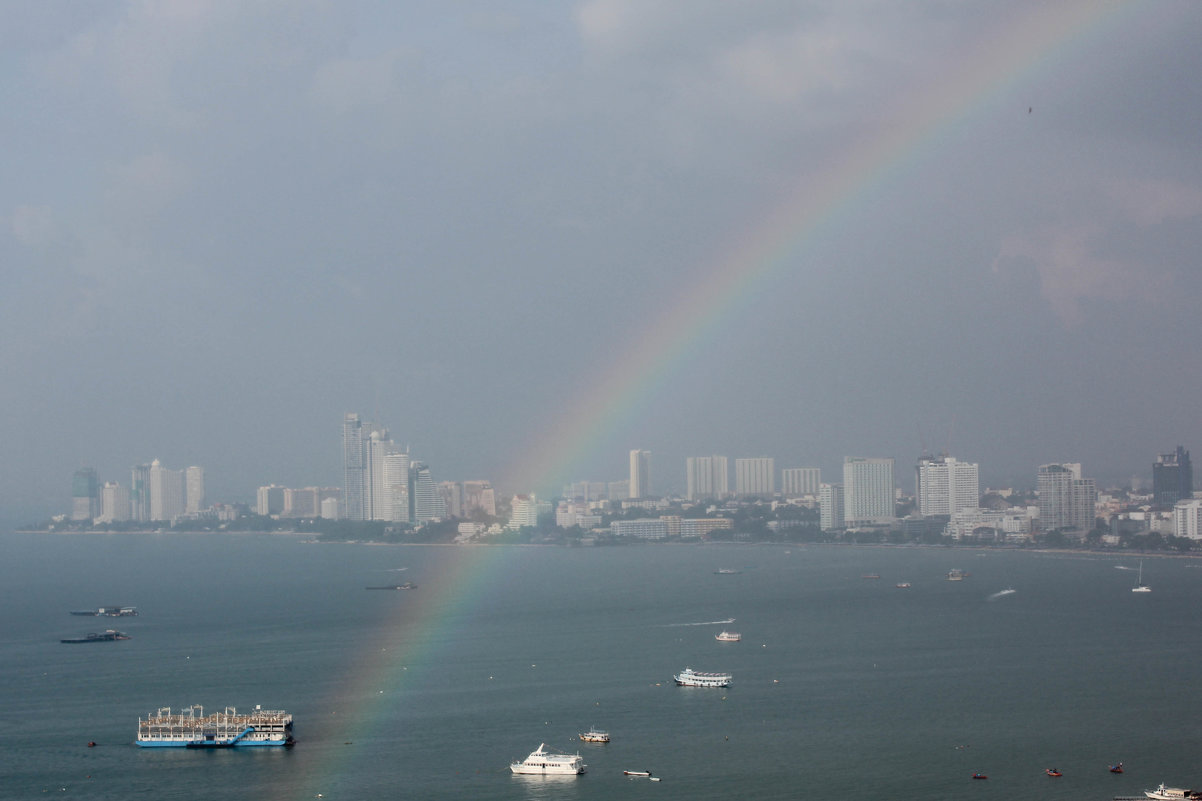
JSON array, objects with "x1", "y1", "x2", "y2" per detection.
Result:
[{"x1": 289, "y1": 3, "x2": 1133, "y2": 794}]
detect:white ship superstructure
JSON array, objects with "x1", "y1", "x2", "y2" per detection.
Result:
[
  {"x1": 137, "y1": 705, "x2": 294, "y2": 748},
  {"x1": 674, "y1": 667, "x2": 732, "y2": 687},
  {"x1": 510, "y1": 743, "x2": 586, "y2": 775}
]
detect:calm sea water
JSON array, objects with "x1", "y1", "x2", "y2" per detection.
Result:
[{"x1": 2, "y1": 532, "x2": 1201, "y2": 801}]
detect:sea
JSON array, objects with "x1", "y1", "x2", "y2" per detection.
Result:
[{"x1": 2, "y1": 532, "x2": 1200, "y2": 801}]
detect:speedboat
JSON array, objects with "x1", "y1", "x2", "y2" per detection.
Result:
[
  {"x1": 1111, "y1": 763, "x2": 1124, "y2": 774},
  {"x1": 1047, "y1": 769, "x2": 1062, "y2": 777},
  {"x1": 1145, "y1": 784, "x2": 1202, "y2": 800},
  {"x1": 509, "y1": 743, "x2": 585, "y2": 775},
  {"x1": 972, "y1": 773, "x2": 987, "y2": 780}
]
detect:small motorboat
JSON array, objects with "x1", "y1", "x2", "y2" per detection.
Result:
[
  {"x1": 1046, "y1": 769, "x2": 1063, "y2": 777},
  {"x1": 1110, "y1": 763, "x2": 1124, "y2": 774},
  {"x1": 624, "y1": 770, "x2": 653, "y2": 778},
  {"x1": 972, "y1": 773, "x2": 988, "y2": 780}
]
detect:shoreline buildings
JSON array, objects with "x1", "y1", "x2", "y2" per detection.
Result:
[{"x1": 843, "y1": 457, "x2": 895, "y2": 526}]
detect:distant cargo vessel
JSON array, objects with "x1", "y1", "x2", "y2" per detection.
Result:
[
  {"x1": 137, "y1": 705, "x2": 294, "y2": 748},
  {"x1": 61, "y1": 629, "x2": 130, "y2": 644},
  {"x1": 71, "y1": 606, "x2": 138, "y2": 617}
]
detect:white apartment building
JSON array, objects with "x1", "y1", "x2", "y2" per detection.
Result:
[
  {"x1": 843, "y1": 457, "x2": 895, "y2": 524},
  {"x1": 781, "y1": 467, "x2": 820, "y2": 497},
  {"x1": 915, "y1": 455, "x2": 979, "y2": 516},
  {"x1": 820, "y1": 483, "x2": 845, "y2": 531},
  {"x1": 735, "y1": 457, "x2": 775, "y2": 496},
  {"x1": 1174, "y1": 499, "x2": 1202, "y2": 539},
  {"x1": 686, "y1": 455, "x2": 729, "y2": 500},
  {"x1": 630, "y1": 450, "x2": 652, "y2": 499}
]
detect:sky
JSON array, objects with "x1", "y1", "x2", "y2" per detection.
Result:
[{"x1": 4, "y1": 1, "x2": 1202, "y2": 520}]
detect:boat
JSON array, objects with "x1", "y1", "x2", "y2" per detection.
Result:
[
  {"x1": 1145, "y1": 784, "x2": 1202, "y2": 800},
  {"x1": 947, "y1": 569, "x2": 965, "y2": 581},
  {"x1": 365, "y1": 583, "x2": 416, "y2": 590},
  {"x1": 61, "y1": 629, "x2": 130, "y2": 643},
  {"x1": 861, "y1": 573, "x2": 881, "y2": 579},
  {"x1": 624, "y1": 770, "x2": 653, "y2": 777},
  {"x1": 70, "y1": 606, "x2": 137, "y2": 617},
  {"x1": 674, "y1": 667, "x2": 732, "y2": 687},
  {"x1": 1133, "y1": 561, "x2": 1151, "y2": 593},
  {"x1": 1111, "y1": 763, "x2": 1124, "y2": 774},
  {"x1": 972, "y1": 773, "x2": 988, "y2": 780},
  {"x1": 896, "y1": 582, "x2": 911, "y2": 588},
  {"x1": 714, "y1": 569, "x2": 741, "y2": 575},
  {"x1": 509, "y1": 743, "x2": 585, "y2": 775},
  {"x1": 1046, "y1": 768, "x2": 1062, "y2": 777},
  {"x1": 578, "y1": 727, "x2": 609, "y2": 743},
  {"x1": 715, "y1": 631, "x2": 741, "y2": 642},
  {"x1": 137, "y1": 705, "x2": 295, "y2": 748}
]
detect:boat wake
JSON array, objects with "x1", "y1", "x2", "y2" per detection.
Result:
[
  {"x1": 1114, "y1": 565, "x2": 1134, "y2": 571},
  {"x1": 660, "y1": 618, "x2": 735, "y2": 627},
  {"x1": 987, "y1": 589, "x2": 1016, "y2": 601},
  {"x1": 383, "y1": 567, "x2": 409, "y2": 572}
]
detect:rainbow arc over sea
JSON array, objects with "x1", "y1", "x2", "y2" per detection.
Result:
[{"x1": 288, "y1": 2, "x2": 1132, "y2": 793}]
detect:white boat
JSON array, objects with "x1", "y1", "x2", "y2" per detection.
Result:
[
  {"x1": 947, "y1": 569, "x2": 965, "y2": 581},
  {"x1": 510, "y1": 743, "x2": 586, "y2": 775},
  {"x1": 1145, "y1": 783, "x2": 1202, "y2": 800},
  {"x1": 715, "y1": 631, "x2": 741, "y2": 642},
  {"x1": 1133, "y1": 560, "x2": 1151, "y2": 593},
  {"x1": 578, "y1": 727, "x2": 609, "y2": 743},
  {"x1": 674, "y1": 667, "x2": 732, "y2": 687}
]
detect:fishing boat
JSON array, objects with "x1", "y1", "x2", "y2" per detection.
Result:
[
  {"x1": 1133, "y1": 561, "x2": 1151, "y2": 593},
  {"x1": 509, "y1": 743, "x2": 585, "y2": 775},
  {"x1": 578, "y1": 727, "x2": 609, "y2": 743}
]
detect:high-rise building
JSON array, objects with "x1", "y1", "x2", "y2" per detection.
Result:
[
  {"x1": 185, "y1": 466, "x2": 205, "y2": 514},
  {"x1": 408, "y1": 462, "x2": 446, "y2": 523},
  {"x1": 915, "y1": 455, "x2": 979, "y2": 516},
  {"x1": 608, "y1": 479, "x2": 630, "y2": 500},
  {"x1": 462, "y1": 481, "x2": 497, "y2": 517},
  {"x1": 1153, "y1": 446, "x2": 1193, "y2": 509},
  {"x1": 148, "y1": 459, "x2": 185, "y2": 522},
  {"x1": 257, "y1": 485, "x2": 286, "y2": 517},
  {"x1": 342, "y1": 413, "x2": 367, "y2": 521},
  {"x1": 820, "y1": 483, "x2": 845, "y2": 531},
  {"x1": 509, "y1": 494, "x2": 539, "y2": 529},
  {"x1": 381, "y1": 449, "x2": 410, "y2": 522},
  {"x1": 686, "y1": 456, "x2": 729, "y2": 501},
  {"x1": 438, "y1": 481, "x2": 464, "y2": 518},
  {"x1": 781, "y1": 467, "x2": 821, "y2": 497},
  {"x1": 98, "y1": 481, "x2": 131, "y2": 523},
  {"x1": 843, "y1": 457, "x2": 895, "y2": 524},
  {"x1": 130, "y1": 463, "x2": 151, "y2": 522},
  {"x1": 735, "y1": 457, "x2": 775, "y2": 497},
  {"x1": 71, "y1": 467, "x2": 99, "y2": 521},
  {"x1": 1037, "y1": 463, "x2": 1097, "y2": 532},
  {"x1": 629, "y1": 450, "x2": 652, "y2": 499}
]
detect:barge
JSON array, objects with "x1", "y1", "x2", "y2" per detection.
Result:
[{"x1": 137, "y1": 705, "x2": 294, "y2": 748}]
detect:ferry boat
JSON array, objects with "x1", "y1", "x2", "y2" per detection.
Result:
[
  {"x1": 578, "y1": 727, "x2": 609, "y2": 743},
  {"x1": 715, "y1": 631, "x2": 741, "y2": 642},
  {"x1": 509, "y1": 743, "x2": 585, "y2": 775},
  {"x1": 1145, "y1": 784, "x2": 1202, "y2": 800},
  {"x1": 137, "y1": 705, "x2": 294, "y2": 748},
  {"x1": 61, "y1": 629, "x2": 130, "y2": 643},
  {"x1": 674, "y1": 667, "x2": 732, "y2": 688},
  {"x1": 71, "y1": 606, "x2": 138, "y2": 617}
]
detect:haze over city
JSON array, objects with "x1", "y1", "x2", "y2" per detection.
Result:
[{"x1": 4, "y1": 1, "x2": 1202, "y2": 521}]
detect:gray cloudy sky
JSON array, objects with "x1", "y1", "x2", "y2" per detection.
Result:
[{"x1": 4, "y1": 1, "x2": 1201, "y2": 519}]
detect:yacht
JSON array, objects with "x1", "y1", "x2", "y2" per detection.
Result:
[
  {"x1": 1145, "y1": 784, "x2": 1202, "y2": 800},
  {"x1": 510, "y1": 743, "x2": 585, "y2": 775},
  {"x1": 715, "y1": 631, "x2": 741, "y2": 642},
  {"x1": 1133, "y1": 561, "x2": 1151, "y2": 593}
]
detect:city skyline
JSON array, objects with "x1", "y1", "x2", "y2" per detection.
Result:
[{"x1": 5, "y1": 3, "x2": 1202, "y2": 522}]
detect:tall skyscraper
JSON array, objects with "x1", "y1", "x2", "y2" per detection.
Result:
[
  {"x1": 843, "y1": 457, "x2": 895, "y2": 524},
  {"x1": 185, "y1": 466, "x2": 205, "y2": 514},
  {"x1": 71, "y1": 467, "x2": 99, "y2": 521},
  {"x1": 1037, "y1": 463, "x2": 1097, "y2": 532},
  {"x1": 915, "y1": 455, "x2": 979, "y2": 516},
  {"x1": 99, "y1": 481, "x2": 131, "y2": 523},
  {"x1": 408, "y1": 462, "x2": 446, "y2": 523},
  {"x1": 130, "y1": 463, "x2": 151, "y2": 522},
  {"x1": 820, "y1": 483, "x2": 845, "y2": 531},
  {"x1": 148, "y1": 459, "x2": 185, "y2": 522},
  {"x1": 629, "y1": 450, "x2": 652, "y2": 499},
  {"x1": 781, "y1": 467, "x2": 821, "y2": 497},
  {"x1": 1153, "y1": 446, "x2": 1193, "y2": 508},
  {"x1": 735, "y1": 457, "x2": 775, "y2": 497},
  {"x1": 342, "y1": 413, "x2": 367, "y2": 521},
  {"x1": 462, "y1": 481, "x2": 497, "y2": 517},
  {"x1": 686, "y1": 455, "x2": 729, "y2": 501}
]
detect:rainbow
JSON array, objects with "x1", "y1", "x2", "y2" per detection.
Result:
[
  {"x1": 289, "y1": 2, "x2": 1133, "y2": 793},
  {"x1": 509, "y1": 0, "x2": 1136, "y2": 494}
]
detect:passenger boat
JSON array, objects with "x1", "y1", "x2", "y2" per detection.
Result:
[
  {"x1": 578, "y1": 727, "x2": 609, "y2": 743},
  {"x1": 137, "y1": 705, "x2": 294, "y2": 748},
  {"x1": 674, "y1": 667, "x2": 732, "y2": 688},
  {"x1": 510, "y1": 743, "x2": 585, "y2": 775},
  {"x1": 715, "y1": 631, "x2": 741, "y2": 642},
  {"x1": 61, "y1": 629, "x2": 130, "y2": 643},
  {"x1": 1145, "y1": 784, "x2": 1202, "y2": 800}
]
